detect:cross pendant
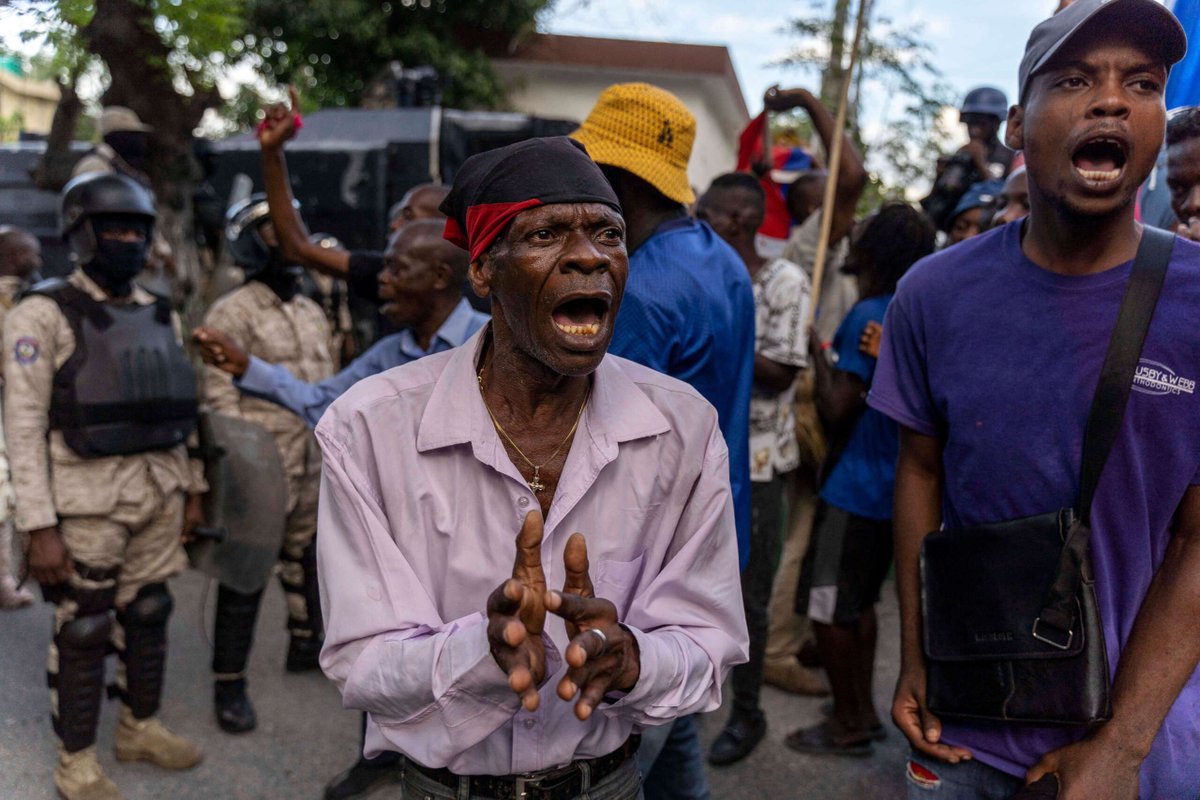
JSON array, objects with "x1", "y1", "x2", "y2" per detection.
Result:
[{"x1": 528, "y1": 469, "x2": 545, "y2": 494}]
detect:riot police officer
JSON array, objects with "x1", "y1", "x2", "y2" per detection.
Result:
[
  {"x1": 201, "y1": 195, "x2": 333, "y2": 733},
  {"x1": 5, "y1": 173, "x2": 205, "y2": 800}
]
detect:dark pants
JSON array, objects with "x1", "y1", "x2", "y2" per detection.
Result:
[
  {"x1": 731, "y1": 475, "x2": 786, "y2": 718},
  {"x1": 639, "y1": 716, "x2": 708, "y2": 800}
]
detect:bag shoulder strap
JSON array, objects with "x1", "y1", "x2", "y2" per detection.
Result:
[
  {"x1": 1036, "y1": 226, "x2": 1174, "y2": 645},
  {"x1": 1077, "y1": 226, "x2": 1174, "y2": 522}
]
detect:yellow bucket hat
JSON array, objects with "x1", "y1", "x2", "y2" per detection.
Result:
[{"x1": 571, "y1": 83, "x2": 696, "y2": 205}]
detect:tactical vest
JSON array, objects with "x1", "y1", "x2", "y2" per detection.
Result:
[{"x1": 30, "y1": 279, "x2": 198, "y2": 459}]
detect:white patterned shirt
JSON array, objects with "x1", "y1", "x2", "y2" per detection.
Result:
[{"x1": 749, "y1": 258, "x2": 811, "y2": 482}]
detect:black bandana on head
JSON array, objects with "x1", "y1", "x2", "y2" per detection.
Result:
[{"x1": 439, "y1": 136, "x2": 621, "y2": 261}]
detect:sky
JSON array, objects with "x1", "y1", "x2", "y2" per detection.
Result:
[
  {"x1": 0, "y1": 0, "x2": 1152, "y2": 181},
  {"x1": 540, "y1": 0, "x2": 1068, "y2": 188},
  {"x1": 542, "y1": 0, "x2": 1054, "y2": 124}
]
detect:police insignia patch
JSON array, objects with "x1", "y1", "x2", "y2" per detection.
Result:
[{"x1": 14, "y1": 336, "x2": 39, "y2": 365}]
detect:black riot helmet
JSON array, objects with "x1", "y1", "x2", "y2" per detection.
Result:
[
  {"x1": 60, "y1": 172, "x2": 156, "y2": 265},
  {"x1": 960, "y1": 86, "x2": 1008, "y2": 121},
  {"x1": 225, "y1": 193, "x2": 301, "y2": 278}
]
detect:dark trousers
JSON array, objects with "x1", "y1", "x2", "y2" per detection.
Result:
[{"x1": 731, "y1": 475, "x2": 786, "y2": 718}]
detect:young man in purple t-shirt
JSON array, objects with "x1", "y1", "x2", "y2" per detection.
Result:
[{"x1": 870, "y1": 1, "x2": 1199, "y2": 798}]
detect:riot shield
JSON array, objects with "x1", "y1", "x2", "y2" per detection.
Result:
[{"x1": 188, "y1": 411, "x2": 287, "y2": 593}]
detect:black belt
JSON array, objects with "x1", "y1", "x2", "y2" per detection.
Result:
[{"x1": 406, "y1": 735, "x2": 640, "y2": 800}]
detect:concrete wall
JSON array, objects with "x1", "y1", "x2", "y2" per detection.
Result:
[
  {"x1": 493, "y1": 61, "x2": 748, "y2": 196},
  {"x1": 0, "y1": 71, "x2": 59, "y2": 139}
]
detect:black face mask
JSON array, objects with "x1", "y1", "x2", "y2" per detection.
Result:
[
  {"x1": 104, "y1": 131, "x2": 149, "y2": 174},
  {"x1": 83, "y1": 216, "x2": 150, "y2": 297},
  {"x1": 257, "y1": 250, "x2": 303, "y2": 302}
]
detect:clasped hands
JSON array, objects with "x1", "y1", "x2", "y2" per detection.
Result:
[{"x1": 486, "y1": 511, "x2": 640, "y2": 720}]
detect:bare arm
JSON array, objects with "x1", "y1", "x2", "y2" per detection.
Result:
[
  {"x1": 808, "y1": 327, "x2": 866, "y2": 430},
  {"x1": 890, "y1": 427, "x2": 973, "y2": 763},
  {"x1": 753, "y1": 354, "x2": 799, "y2": 394},
  {"x1": 768, "y1": 88, "x2": 867, "y2": 244},
  {"x1": 1026, "y1": 485, "x2": 1200, "y2": 796},
  {"x1": 259, "y1": 88, "x2": 351, "y2": 280}
]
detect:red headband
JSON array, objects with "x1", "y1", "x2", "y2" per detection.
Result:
[{"x1": 442, "y1": 199, "x2": 543, "y2": 262}]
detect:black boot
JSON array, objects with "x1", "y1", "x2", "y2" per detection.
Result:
[
  {"x1": 707, "y1": 711, "x2": 767, "y2": 766},
  {"x1": 212, "y1": 584, "x2": 263, "y2": 731},
  {"x1": 286, "y1": 634, "x2": 322, "y2": 672},
  {"x1": 214, "y1": 677, "x2": 256, "y2": 733},
  {"x1": 281, "y1": 544, "x2": 323, "y2": 672}
]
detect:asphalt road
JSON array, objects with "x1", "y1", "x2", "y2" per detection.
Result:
[{"x1": 0, "y1": 570, "x2": 907, "y2": 799}]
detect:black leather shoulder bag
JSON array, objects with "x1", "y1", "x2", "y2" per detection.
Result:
[{"x1": 919, "y1": 227, "x2": 1174, "y2": 726}]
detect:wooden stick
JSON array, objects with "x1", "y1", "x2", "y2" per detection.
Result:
[{"x1": 807, "y1": 0, "x2": 872, "y2": 329}]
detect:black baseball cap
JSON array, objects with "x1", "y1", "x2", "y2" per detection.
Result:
[{"x1": 1018, "y1": 0, "x2": 1187, "y2": 103}]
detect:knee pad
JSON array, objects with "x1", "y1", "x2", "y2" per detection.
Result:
[
  {"x1": 121, "y1": 583, "x2": 172, "y2": 628},
  {"x1": 57, "y1": 611, "x2": 113, "y2": 651}
]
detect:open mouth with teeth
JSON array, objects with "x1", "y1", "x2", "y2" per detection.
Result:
[
  {"x1": 1072, "y1": 138, "x2": 1128, "y2": 185},
  {"x1": 552, "y1": 296, "x2": 610, "y2": 339}
]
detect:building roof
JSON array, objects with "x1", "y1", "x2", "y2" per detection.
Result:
[{"x1": 480, "y1": 32, "x2": 749, "y2": 120}]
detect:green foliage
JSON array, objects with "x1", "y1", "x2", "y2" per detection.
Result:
[
  {"x1": 0, "y1": 110, "x2": 26, "y2": 142},
  {"x1": 242, "y1": 0, "x2": 554, "y2": 109},
  {"x1": 7, "y1": 0, "x2": 247, "y2": 93},
  {"x1": 778, "y1": 0, "x2": 957, "y2": 199},
  {"x1": 8, "y1": 0, "x2": 95, "y2": 84}
]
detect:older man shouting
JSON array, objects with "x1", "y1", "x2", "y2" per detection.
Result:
[{"x1": 314, "y1": 136, "x2": 747, "y2": 800}]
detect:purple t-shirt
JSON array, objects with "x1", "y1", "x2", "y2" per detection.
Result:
[{"x1": 869, "y1": 221, "x2": 1200, "y2": 797}]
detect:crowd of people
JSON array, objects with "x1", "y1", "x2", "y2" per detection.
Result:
[{"x1": 1, "y1": 0, "x2": 1199, "y2": 799}]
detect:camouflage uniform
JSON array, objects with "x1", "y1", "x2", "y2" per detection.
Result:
[
  {"x1": 202, "y1": 280, "x2": 332, "y2": 644},
  {"x1": 0, "y1": 277, "x2": 33, "y2": 608},
  {"x1": 4, "y1": 269, "x2": 205, "y2": 751}
]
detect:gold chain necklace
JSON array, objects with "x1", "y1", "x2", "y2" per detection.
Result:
[{"x1": 477, "y1": 368, "x2": 590, "y2": 494}]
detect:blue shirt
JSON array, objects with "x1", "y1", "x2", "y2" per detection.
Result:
[
  {"x1": 608, "y1": 217, "x2": 755, "y2": 566},
  {"x1": 869, "y1": 222, "x2": 1200, "y2": 796},
  {"x1": 820, "y1": 295, "x2": 897, "y2": 521},
  {"x1": 237, "y1": 298, "x2": 489, "y2": 428}
]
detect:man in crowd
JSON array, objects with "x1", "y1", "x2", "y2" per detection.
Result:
[
  {"x1": 195, "y1": 216, "x2": 488, "y2": 800},
  {"x1": 990, "y1": 164, "x2": 1031, "y2": 229},
  {"x1": 790, "y1": 203, "x2": 934, "y2": 758},
  {"x1": 200, "y1": 195, "x2": 334, "y2": 734},
  {"x1": 256, "y1": 88, "x2": 450, "y2": 311},
  {"x1": 922, "y1": 87, "x2": 1015, "y2": 230},
  {"x1": 695, "y1": 173, "x2": 811, "y2": 765},
  {"x1": 8, "y1": 173, "x2": 205, "y2": 800},
  {"x1": 1166, "y1": 106, "x2": 1200, "y2": 241},
  {"x1": 195, "y1": 219, "x2": 485, "y2": 427},
  {"x1": 872, "y1": 2, "x2": 1199, "y2": 796},
  {"x1": 770, "y1": 86, "x2": 867, "y2": 343},
  {"x1": 315, "y1": 135, "x2": 747, "y2": 800},
  {"x1": 72, "y1": 107, "x2": 177, "y2": 299},
  {"x1": 571, "y1": 82, "x2": 755, "y2": 799},
  {"x1": 945, "y1": 180, "x2": 1004, "y2": 246},
  {"x1": 73, "y1": 107, "x2": 154, "y2": 184},
  {"x1": 0, "y1": 225, "x2": 42, "y2": 609},
  {"x1": 768, "y1": 86, "x2": 868, "y2": 703}
]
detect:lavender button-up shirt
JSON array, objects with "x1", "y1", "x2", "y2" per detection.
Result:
[{"x1": 314, "y1": 327, "x2": 748, "y2": 775}]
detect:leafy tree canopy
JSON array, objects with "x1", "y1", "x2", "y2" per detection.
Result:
[
  {"x1": 242, "y1": 0, "x2": 553, "y2": 110},
  {"x1": 776, "y1": 0, "x2": 958, "y2": 201}
]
